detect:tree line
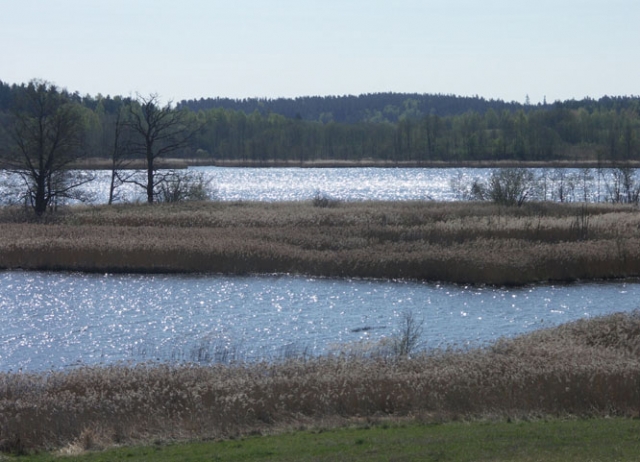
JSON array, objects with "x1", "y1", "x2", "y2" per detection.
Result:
[
  {"x1": 177, "y1": 93, "x2": 527, "y2": 123},
  {"x1": 185, "y1": 102, "x2": 640, "y2": 163},
  {"x1": 1, "y1": 79, "x2": 639, "y2": 166},
  {"x1": 1, "y1": 79, "x2": 640, "y2": 215}
]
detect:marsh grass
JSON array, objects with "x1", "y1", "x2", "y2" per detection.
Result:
[
  {"x1": 1, "y1": 200, "x2": 639, "y2": 284},
  {"x1": 2, "y1": 312, "x2": 640, "y2": 453}
]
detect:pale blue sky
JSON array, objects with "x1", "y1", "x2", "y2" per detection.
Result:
[{"x1": 1, "y1": 0, "x2": 638, "y2": 104}]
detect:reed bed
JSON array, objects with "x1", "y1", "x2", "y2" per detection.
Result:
[
  {"x1": 1, "y1": 201, "x2": 639, "y2": 284},
  {"x1": 2, "y1": 311, "x2": 640, "y2": 453}
]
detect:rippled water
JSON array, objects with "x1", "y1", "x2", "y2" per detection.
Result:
[
  {"x1": 1, "y1": 271, "x2": 639, "y2": 372},
  {"x1": 2, "y1": 167, "x2": 638, "y2": 371},
  {"x1": 74, "y1": 167, "x2": 479, "y2": 203},
  {"x1": 3, "y1": 166, "x2": 631, "y2": 204},
  {"x1": 206, "y1": 167, "x2": 467, "y2": 202}
]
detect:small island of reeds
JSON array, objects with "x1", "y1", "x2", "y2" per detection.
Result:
[{"x1": 1, "y1": 200, "x2": 639, "y2": 285}]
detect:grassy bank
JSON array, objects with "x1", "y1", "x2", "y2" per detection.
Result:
[
  {"x1": 1, "y1": 201, "x2": 640, "y2": 284},
  {"x1": 2, "y1": 312, "x2": 640, "y2": 455},
  {"x1": 11, "y1": 419, "x2": 640, "y2": 461}
]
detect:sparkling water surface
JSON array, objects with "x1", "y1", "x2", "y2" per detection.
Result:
[
  {"x1": 2, "y1": 167, "x2": 638, "y2": 371},
  {"x1": 3, "y1": 166, "x2": 632, "y2": 204},
  {"x1": 76, "y1": 167, "x2": 474, "y2": 203},
  {"x1": 1, "y1": 271, "x2": 639, "y2": 371}
]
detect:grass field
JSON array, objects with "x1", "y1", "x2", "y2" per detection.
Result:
[
  {"x1": 1, "y1": 200, "x2": 640, "y2": 284},
  {"x1": 6, "y1": 418, "x2": 640, "y2": 461}
]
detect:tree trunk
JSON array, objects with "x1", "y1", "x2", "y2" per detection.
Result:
[
  {"x1": 34, "y1": 175, "x2": 48, "y2": 216},
  {"x1": 147, "y1": 148, "x2": 154, "y2": 203}
]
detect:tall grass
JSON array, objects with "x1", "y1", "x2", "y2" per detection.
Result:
[
  {"x1": 2, "y1": 312, "x2": 640, "y2": 453},
  {"x1": 1, "y1": 201, "x2": 639, "y2": 284}
]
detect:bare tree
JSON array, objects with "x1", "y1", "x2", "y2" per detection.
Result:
[
  {"x1": 105, "y1": 104, "x2": 140, "y2": 204},
  {"x1": 6, "y1": 80, "x2": 90, "y2": 215},
  {"x1": 459, "y1": 168, "x2": 537, "y2": 206},
  {"x1": 606, "y1": 166, "x2": 640, "y2": 204},
  {"x1": 487, "y1": 168, "x2": 537, "y2": 206},
  {"x1": 126, "y1": 94, "x2": 197, "y2": 203},
  {"x1": 392, "y1": 311, "x2": 424, "y2": 358}
]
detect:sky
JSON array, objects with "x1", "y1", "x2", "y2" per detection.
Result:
[{"x1": 1, "y1": 0, "x2": 639, "y2": 104}]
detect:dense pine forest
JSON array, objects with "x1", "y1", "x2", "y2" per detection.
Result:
[{"x1": 1, "y1": 79, "x2": 639, "y2": 165}]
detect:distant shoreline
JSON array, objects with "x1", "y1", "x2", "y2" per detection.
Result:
[{"x1": 65, "y1": 157, "x2": 640, "y2": 170}]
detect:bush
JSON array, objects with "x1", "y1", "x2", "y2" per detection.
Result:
[
  {"x1": 312, "y1": 190, "x2": 340, "y2": 208},
  {"x1": 158, "y1": 170, "x2": 215, "y2": 203},
  {"x1": 391, "y1": 311, "x2": 424, "y2": 357},
  {"x1": 464, "y1": 168, "x2": 537, "y2": 206}
]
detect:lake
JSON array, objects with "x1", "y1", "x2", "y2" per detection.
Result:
[
  {"x1": 83, "y1": 167, "x2": 478, "y2": 203},
  {"x1": 2, "y1": 166, "x2": 626, "y2": 204},
  {"x1": 1, "y1": 166, "x2": 638, "y2": 372},
  {"x1": 1, "y1": 270, "x2": 639, "y2": 372}
]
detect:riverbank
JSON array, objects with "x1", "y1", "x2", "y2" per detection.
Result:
[
  {"x1": 2, "y1": 312, "x2": 640, "y2": 454},
  {"x1": 1, "y1": 201, "x2": 639, "y2": 285}
]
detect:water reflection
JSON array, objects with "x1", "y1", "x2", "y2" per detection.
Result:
[
  {"x1": 66, "y1": 167, "x2": 466, "y2": 203},
  {"x1": 1, "y1": 271, "x2": 639, "y2": 371},
  {"x1": 3, "y1": 166, "x2": 639, "y2": 205}
]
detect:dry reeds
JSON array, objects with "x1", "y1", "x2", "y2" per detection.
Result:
[
  {"x1": 2, "y1": 311, "x2": 640, "y2": 452},
  {"x1": 1, "y1": 201, "x2": 639, "y2": 284}
]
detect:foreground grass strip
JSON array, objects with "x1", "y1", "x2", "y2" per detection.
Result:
[{"x1": 14, "y1": 419, "x2": 640, "y2": 462}]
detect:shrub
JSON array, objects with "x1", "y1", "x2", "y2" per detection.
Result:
[
  {"x1": 486, "y1": 168, "x2": 537, "y2": 206},
  {"x1": 312, "y1": 190, "x2": 340, "y2": 208},
  {"x1": 391, "y1": 311, "x2": 424, "y2": 357},
  {"x1": 158, "y1": 170, "x2": 215, "y2": 203},
  {"x1": 605, "y1": 166, "x2": 640, "y2": 204},
  {"x1": 451, "y1": 168, "x2": 537, "y2": 206}
]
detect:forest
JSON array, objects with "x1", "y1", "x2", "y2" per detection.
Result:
[{"x1": 1, "y1": 79, "x2": 640, "y2": 166}]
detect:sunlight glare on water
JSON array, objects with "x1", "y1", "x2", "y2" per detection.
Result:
[
  {"x1": 21, "y1": 167, "x2": 485, "y2": 204},
  {"x1": 1, "y1": 271, "x2": 639, "y2": 371},
  {"x1": 207, "y1": 167, "x2": 461, "y2": 202},
  {"x1": 4, "y1": 166, "x2": 640, "y2": 204}
]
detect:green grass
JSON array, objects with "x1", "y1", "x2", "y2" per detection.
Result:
[{"x1": 13, "y1": 419, "x2": 640, "y2": 462}]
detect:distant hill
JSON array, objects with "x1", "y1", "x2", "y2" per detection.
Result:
[{"x1": 177, "y1": 93, "x2": 530, "y2": 123}]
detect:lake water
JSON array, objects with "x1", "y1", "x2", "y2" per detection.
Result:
[
  {"x1": 2, "y1": 166, "x2": 627, "y2": 204},
  {"x1": 2, "y1": 167, "x2": 638, "y2": 372},
  {"x1": 81, "y1": 167, "x2": 478, "y2": 203},
  {"x1": 1, "y1": 270, "x2": 639, "y2": 372}
]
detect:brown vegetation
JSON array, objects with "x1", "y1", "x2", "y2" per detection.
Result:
[
  {"x1": 1, "y1": 201, "x2": 640, "y2": 285},
  {"x1": 2, "y1": 311, "x2": 640, "y2": 452},
  {"x1": 70, "y1": 157, "x2": 640, "y2": 170},
  {"x1": 68, "y1": 157, "x2": 189, "y2": 170}
]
